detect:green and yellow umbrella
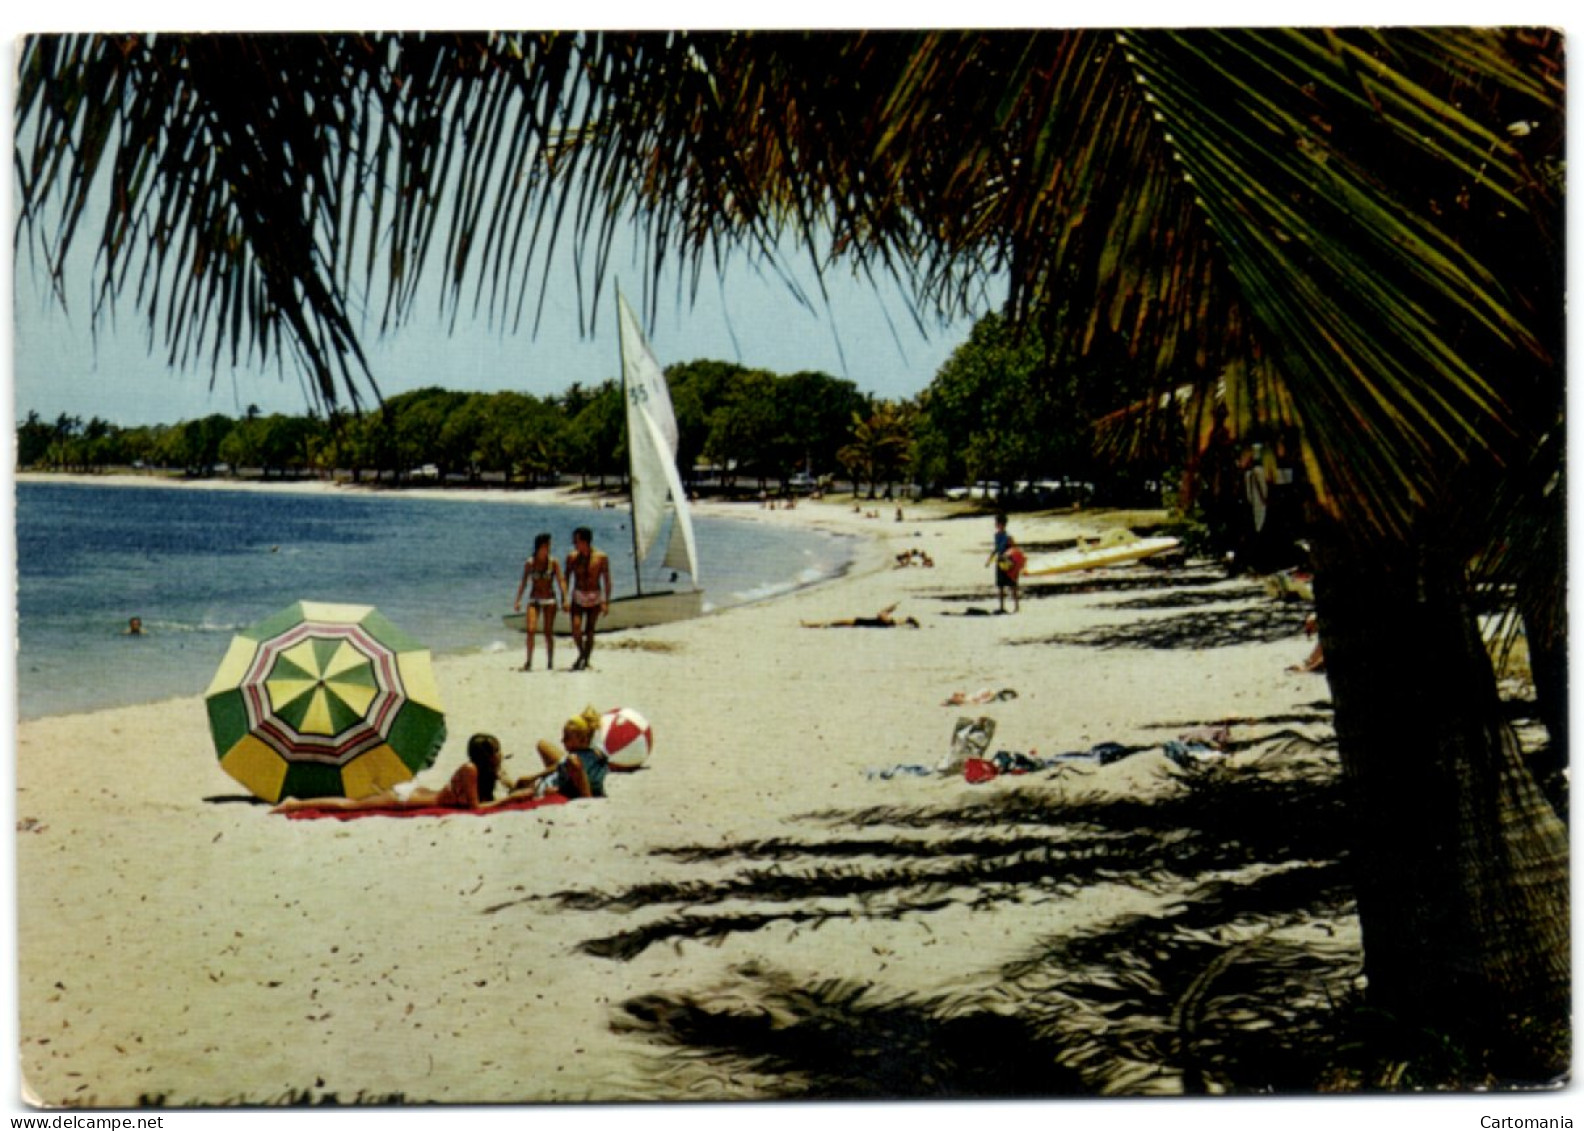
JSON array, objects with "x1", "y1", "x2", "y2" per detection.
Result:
[{"x1": 206, "y1": 601, "x2": 446, "y2": 803}]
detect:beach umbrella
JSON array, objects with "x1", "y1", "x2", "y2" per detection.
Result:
[{"x1": 205, "y1": 601, "x2": 446, "y2": 803}]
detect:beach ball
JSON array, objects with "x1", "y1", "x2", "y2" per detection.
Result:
[{"x1": 600, "y1": 707, "x2": 653, "y2": 772}]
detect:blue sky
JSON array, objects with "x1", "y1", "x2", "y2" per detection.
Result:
[
  {"x1": 7, "y1": 24, "x2": 1010, "y2": 429},
  {"x1": 12, "y1": 226, "x2": 1002, "y2": 427}
]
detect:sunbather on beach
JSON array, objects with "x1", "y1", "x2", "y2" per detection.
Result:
[
  {"x1": 273, "y1": 734, "x2": 504, "y2": 813},
  {"x1": 801, "y1": 603, "x2": 921, "y2": 629},
  {"x1": 512, "y1": 707, "x2": 608, "y2": 799}
]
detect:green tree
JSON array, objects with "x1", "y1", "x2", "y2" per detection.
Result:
[
  {"x1": 15, "y1": 30, "x2": 1567, "y2": 1084},
  {"x1": 667, "y1": 359, "x2": 754, "y2": 485},
  {"x1": 258, "y1": 414, "x2": 322, "y2": 477},
  {"x1": 16, "y1": 411, "x2": 54, "y2": 468},
  {"x1": 919, "y1": 311, "x2": 1103, "y2": 501},
  {"x1": 435, "y1": 395, "x2": 493, "y2": 482},
  {"x1": 565, "y1": 381, "x2": 625, "y2": 489},
  {"x1": 159, "y1": 414, "x2": 235, "y2": 477},
  {"x1": 704, "y1": 369, "x2": 780, "y2": 488},
  {"x1": 120, "y1": 424, "x2": 167, "y2": 470},
  {"x1": 385, "y1": 388, "x2": 470, "y2": 480},
  {"x1": 838, "y1": 402, "x2": 914, "y2": 499},
  {"x1": 774, "y1": 370, "x2": 868, "y2": 484},
  {"x1": 217, "y1": 418, "x2": 263, "y2": 473}
]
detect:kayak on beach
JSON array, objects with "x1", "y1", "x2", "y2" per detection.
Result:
[{"x1": 1022, "y1": 529, "x2": 1181, "y2": 578}]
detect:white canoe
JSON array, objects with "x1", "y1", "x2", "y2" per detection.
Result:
[
  {"x1": 502, "y1": 588, "x2": 704, "y2": 635},
  {"x1": 1023, "y1": 532, "x2": 1181, "y2": 578}
]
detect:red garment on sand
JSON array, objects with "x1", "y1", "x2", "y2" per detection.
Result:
[
  {"x1": 280, "y1": 794, "x2": 569, "y2": 821},
  {"x1": 964, "y1": 758, "x2": 998, "y2": 785}
]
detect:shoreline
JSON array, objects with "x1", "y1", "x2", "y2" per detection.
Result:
[
  {"x1": 13, "y1": 485, "x2": 1353, "y2": 1107},
  {"x1": 13, "y1": 472, "x2": 902, "y2": 722},
  {"x1": 16, "y1": 469, "x2": 598, "y2": 507}
]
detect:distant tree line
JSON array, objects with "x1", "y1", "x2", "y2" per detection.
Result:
[{"x1": 17, "y1": 316, "x2": 1158, "y2": 502}]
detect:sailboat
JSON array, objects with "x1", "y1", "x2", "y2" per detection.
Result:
[{"x1": 504, "y1": 291, "x2": 704, "y2": 635}]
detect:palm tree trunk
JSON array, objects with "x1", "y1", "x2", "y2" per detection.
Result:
[{"x1": 1312, "y1": 534, "x2": 1570, "y2": 1082}]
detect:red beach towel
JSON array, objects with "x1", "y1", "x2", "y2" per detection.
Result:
[{"x1": 280, "y1": 794, "x2": 569, "y2": 821}]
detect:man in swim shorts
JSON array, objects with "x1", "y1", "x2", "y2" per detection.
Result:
[{"x1": 564, "y1": 525, "x2": 611, "y2": 670}]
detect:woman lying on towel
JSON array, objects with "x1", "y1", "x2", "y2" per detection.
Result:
[
  {"x1": 273, "y1": 734, "x2": 506, "y2": 813},
  {"x1": 510, "y1": 707, "x2": 609, "y2": 800}
]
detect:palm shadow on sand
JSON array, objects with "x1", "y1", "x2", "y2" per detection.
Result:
[
  {"x1": 928, "y1": 565, "x2": 1233, "y2": 608},
  {"x1": 1021, "y1": 601, "x2": 1313, "y2": 650},
  {"x1": 486, "y1": 727, "x2": 1378, "y2": 1097}
]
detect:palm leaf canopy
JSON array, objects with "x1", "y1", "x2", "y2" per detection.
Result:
[{"x1": 15, "y1": 29, "x2": 1563, "y2": 547}]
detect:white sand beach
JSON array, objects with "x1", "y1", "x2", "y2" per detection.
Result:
[{"x1": 12, "y1": 485, "x2": 1349, "y2": 1109}]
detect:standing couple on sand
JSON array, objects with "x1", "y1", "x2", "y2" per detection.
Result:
[{"x1": 513, "y1": 526, "x2": 612, "y2": 672}]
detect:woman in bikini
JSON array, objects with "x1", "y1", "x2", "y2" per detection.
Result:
[
  {"x1": 514, "y1": 532, "x2": 566, "y2": 671},
  {"x1": 273, "y1": 734, "x2": 505, "y2": 813}
]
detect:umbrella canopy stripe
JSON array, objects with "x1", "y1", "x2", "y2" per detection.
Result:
[
  {"x1": 206, "y1": 634, "x2": 267, "y2": 699},
  {"x1": 207, "y1": 601, "x2": 446, "y2": 803},
  {"x1": 383, "y1": 702, "x2": 450, "y2": 775},
  {"x1": 240, "y1": 622, "x2": 406, "y2": 764},
  {"x1": 339, "y1": 743, "x2": 420, "y2": 799},
  {"x1": 219, "y1": 734, "x2": 291, "y2": 802},
  {"x1": 250, "y1": 715, "x2": 391, "y2": 766},
  {"x1": 393, "y1": 651, "x2": 444, "y2": 715}
]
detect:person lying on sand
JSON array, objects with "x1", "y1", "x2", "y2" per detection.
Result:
[
  {"x1": 802, "y1": 603, "x2": 921, "y2": 629},
  {"x1": 942, "y1": 687, "x2": 1019, "y2": 706},
  {"x1": 511, "y1": 706, "x2": 608, "y2": 800},
  {"x1": 273, "y1": 734, "x2": 506, "y2": 813}
]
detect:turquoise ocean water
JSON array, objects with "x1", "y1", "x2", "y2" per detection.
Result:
[{"x1": 14, "y1": 480, "x2": 857, "y2": 720}]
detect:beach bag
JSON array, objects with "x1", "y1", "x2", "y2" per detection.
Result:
[{"x1": 939, "y1": 716, "x2": 996, "y2": 772}]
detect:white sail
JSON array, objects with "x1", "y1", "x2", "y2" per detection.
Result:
[
  {"x1": 618, "y1": 293, "x2": 700, "y2": 583},
  {"x1": 637, "y1": 405, "x2": 701, "y2": 584}
]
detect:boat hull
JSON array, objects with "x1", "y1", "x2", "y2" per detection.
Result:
[
  {"x1": 1023, "y1": 537, "x2": 1181, "y2": 578},
  {"x1": 503, "y1": 588, "x2": 705, "y2": 635}
]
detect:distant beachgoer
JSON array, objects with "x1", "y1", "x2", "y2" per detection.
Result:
[
  {"x1": 987, "y1": 515, "x2": 1021, "y2": 613},
  {"x1": 273, "y1": 734, "x2": 504, "y2": 813},
  {"x1": 802, "y1": 603, "x2": 921, "y2": 629},
  {"x1": 514, "y1": 532, "x2": 566, "y2": 671},
  {"x1": 513, "y1": 707, "x2": 609, "y2": 800},
  {"x1": 564, "y1": 526, "x2": 612, "y2": 671},
  {"x1": 1289, "y1": 613, "x2": 1326, "y2": 673},
  {"x1": 1005, "y1": 538, "x2": 1027, "y2": 608},
  {"x1": 124, "y1": 617, "x2": 145, "y2": 636}
]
